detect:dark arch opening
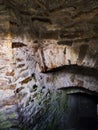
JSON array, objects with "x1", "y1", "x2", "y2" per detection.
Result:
[{"x1": 58, "y1": 87, "x2": 98, "y2": 130}]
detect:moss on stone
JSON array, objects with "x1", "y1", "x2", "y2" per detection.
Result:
[
  {"x1": 0, "y1": 121, "x2": 12, "y2": 128},
  {"x1": 8, "y1": 113, "x2": 16, "y2": 119}
]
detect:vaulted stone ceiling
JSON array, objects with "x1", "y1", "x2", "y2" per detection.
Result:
[
  {"x1": 1, "y1": 0, "x2": 98, "y2": 39},
  {"x1": 0, "y1": 0, "x2": 98, "y2": 71},
  {"x1": 0, "y1": 0, "x2": 98, "y2": 70}
]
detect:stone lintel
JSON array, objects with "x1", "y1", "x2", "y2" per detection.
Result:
[{"x1": 58, "y1": 87, "x2": 98, "y2": 103}]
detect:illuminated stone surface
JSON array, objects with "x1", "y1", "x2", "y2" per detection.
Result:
[{"x1": 0, "y1": 0, "x2": 98, "y2": 130}]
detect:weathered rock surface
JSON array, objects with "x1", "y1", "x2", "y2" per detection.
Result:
[
  {"x1": 2, "y1": 0, "x2": 98, "y2": 71},
  {"x1": 0, "y1": 0, "x2": 98, "y2": 130},
  {"x1": 0, "y1": 36, "x2": 19, "y2": 129}
]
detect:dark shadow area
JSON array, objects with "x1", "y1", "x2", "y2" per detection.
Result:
[
  {"x1": 43, "y1": 65, "x2": 98, "y2": 77},
  {"x1": 58, "y1": 86, "x2": 98, "y2": 103}
]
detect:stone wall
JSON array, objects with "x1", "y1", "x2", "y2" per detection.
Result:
[
  {"x1": 0, "y1": 2, "x2": 20, "y2": 129},
  {"x1": 0, "y1": 36, "x2": 19, "y2": 129},
  {"x1": 0, "y1": 35, "x2": 98, "y2": 130},
  {"x1": 11, "y1": 38, "x2": 98, "y2": 130},
  {"x1": 0, "y1": 0, "x2": 98, "y2": 129}
]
